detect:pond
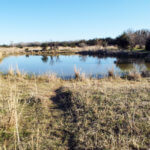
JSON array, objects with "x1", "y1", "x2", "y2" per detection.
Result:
[{"x1": 0, "y1": 55, "x2": 150, "y2": 78}]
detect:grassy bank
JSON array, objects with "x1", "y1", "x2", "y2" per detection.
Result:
[
  {"x1": 0, "y1": 45, "x2": 118, "y2": 56},
  {"x1": 0, "y1": 74, "x2": 149, "y2": 149},
  {"x1": 0, "y1": 46, "x2": 148, "y2": 62}
]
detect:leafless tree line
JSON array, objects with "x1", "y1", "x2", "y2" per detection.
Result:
[{"x1": 126, "y1": 29, "x2": 150, "y2": 49}]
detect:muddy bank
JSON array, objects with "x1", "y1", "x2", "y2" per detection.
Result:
[{"x1": 77, "y1": 50, "x2": 150, "y2": 62}]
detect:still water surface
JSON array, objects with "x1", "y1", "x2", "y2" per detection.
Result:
[{"x1": 0, "y1": 55, "x2": 149, "y2": 78}]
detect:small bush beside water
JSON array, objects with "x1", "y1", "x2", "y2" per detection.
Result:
[{"x1": 116, "y1": 33, "x2": 130, "y2": 49}]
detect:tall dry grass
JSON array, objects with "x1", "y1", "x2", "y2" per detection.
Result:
[{"x1": 74, "y1": 66, "x2": 86, "y2": 81}]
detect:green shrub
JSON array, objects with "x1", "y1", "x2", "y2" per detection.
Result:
[
  {"x1": 25, "y1": 48, "x2": 29, "y2": 52},
  {"x1": 17, "y1": 45, "x2": 23, "y2": 49},
  {"x1": 41, "y1": 43, "x2": 49, "y2": 51},
  {"x1": 116, "y1": 33, "x2": 130, "y2": 49}
]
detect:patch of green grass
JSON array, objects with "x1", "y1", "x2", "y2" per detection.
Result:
[{"x1": 133, "y1": 48, "x2": 144, "y2": 51}]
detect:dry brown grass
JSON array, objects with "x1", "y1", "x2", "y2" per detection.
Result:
[
  {"x1": 0, "y1": 74, "x2": 62, "y2": 149},
  {"x1": 62, "y1": 78, "x2": 150, "y2": 149},
  {"x1": 74, "y1": 66, "x2": 86, "y2": 81},
  {"x1": 0, "y1": 75, "x2": 149, "y2": 149},
  {"x1": 0, "y1": 45, "x2": 118, "y2": 57},
  {"x1": 126, "y1": 71, "x2": 142, "y2": 81},
  {"x1": 108, "y1": 68, "x2": 115, "y2": 78},
  {"x1": 8, "y1": 66, "x2": 14, "y2": 76}
]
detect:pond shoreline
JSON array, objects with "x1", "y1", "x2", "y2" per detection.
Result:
[
  {"x1": 77, "y1": 49, "x2": 150, "y2": 62},
  {"x1": 24, "y1": 49, "x2": 150, "y2": 63},
  {"x1": 1, "y1": 46, "x2": 150, "y2": 61}
]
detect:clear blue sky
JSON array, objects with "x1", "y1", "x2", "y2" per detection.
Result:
[{"x1": 0, "y1": 0, "x2": 150, "y2": 44}]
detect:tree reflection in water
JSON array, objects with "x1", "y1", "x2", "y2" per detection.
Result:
[
  {"x1": 79, "y1": 55, "x2": 87, "y2": 62},
  {"x1": 41, "y1": 56, "x2": 48, "y2": 63},
  {"x1": 116, "y1": 63, "x2": 134, "y2": 71},
  {"x1": 25, "y1": 55, "x2": 29, "y2": 58},
  {"x1": 49, "y1": 56, "x2": 54, "y2": 65},
  {"x1": 56, "y1": 56, "x2": 60, "y2": 63},
  {"x1": 116, "y1": 58, "x2": 148, "y2": 72},
  {"x1": 41, "y1": 55, "x2": 60, "y2": 65},
  {"x1": 145, "y1": 63, "x2": 150, "y2": 71}
]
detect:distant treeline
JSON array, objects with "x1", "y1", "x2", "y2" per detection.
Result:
[
  {"x1": 2, "y1": 38, "x2": 116, "y2": 48},
  {"x1": 1, "y1": 29, "x2": 150, "y2": 51}
]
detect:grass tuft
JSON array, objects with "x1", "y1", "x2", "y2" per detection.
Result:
[
  {"x1": 8, "y1": 66, "x2": 14, "y2": 76},
  {"x1": 108, "y1": 68, "x2": 115, "y2": 78},
  {"x1": 127, "y1": 71, "x2": 141, "y2": 81}
]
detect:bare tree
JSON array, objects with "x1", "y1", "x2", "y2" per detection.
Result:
[
  {"x1": 126, "y1": 29, "x2": 150, "y2": 50},
  {"x1": 126, "y1": 29, "x2": 136, "y2": 50},
  {"x1": 135, "y1": 29, "x2": 150, "y2": 48}
]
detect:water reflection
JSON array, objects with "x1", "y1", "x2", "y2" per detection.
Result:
[
  {"x1": 0, "y1": 54, "x2": 149, "y2": 78},
  {"x1": 26, "y1": 55, "x2": 29, "y2": 58},
  {"x1": 145, "y1": 63, "x2": 150, "y2": 71},
  {"x1": 56, "y1": 56, "x2": 60, "y2": 62},
  {"x1": 115, "y1": 58, "x2": 148, "y2": 72},
  {"x1": 41, "y1": 56, "x2": 48, "y2": 63},
  {"x1": 41, "y1": 55, "x2": 61, "y2": 65},
  {"x1": 79, "y1": 55, "x2": 87, "y2": 62},
  {"x1": 116, "y1": 63, "x2": 134, "y2": 71}
]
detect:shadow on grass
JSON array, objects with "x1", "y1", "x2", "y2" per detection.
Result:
[
  {"x1": 51, "y1": 87, "x2": 101, "y2": 150},
  {"x1": 51, "y1": 87, "x2": 81, "y2": 149},
  {"x1": 51, "y1": 87, "x2": 74, "y2": 111}
]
